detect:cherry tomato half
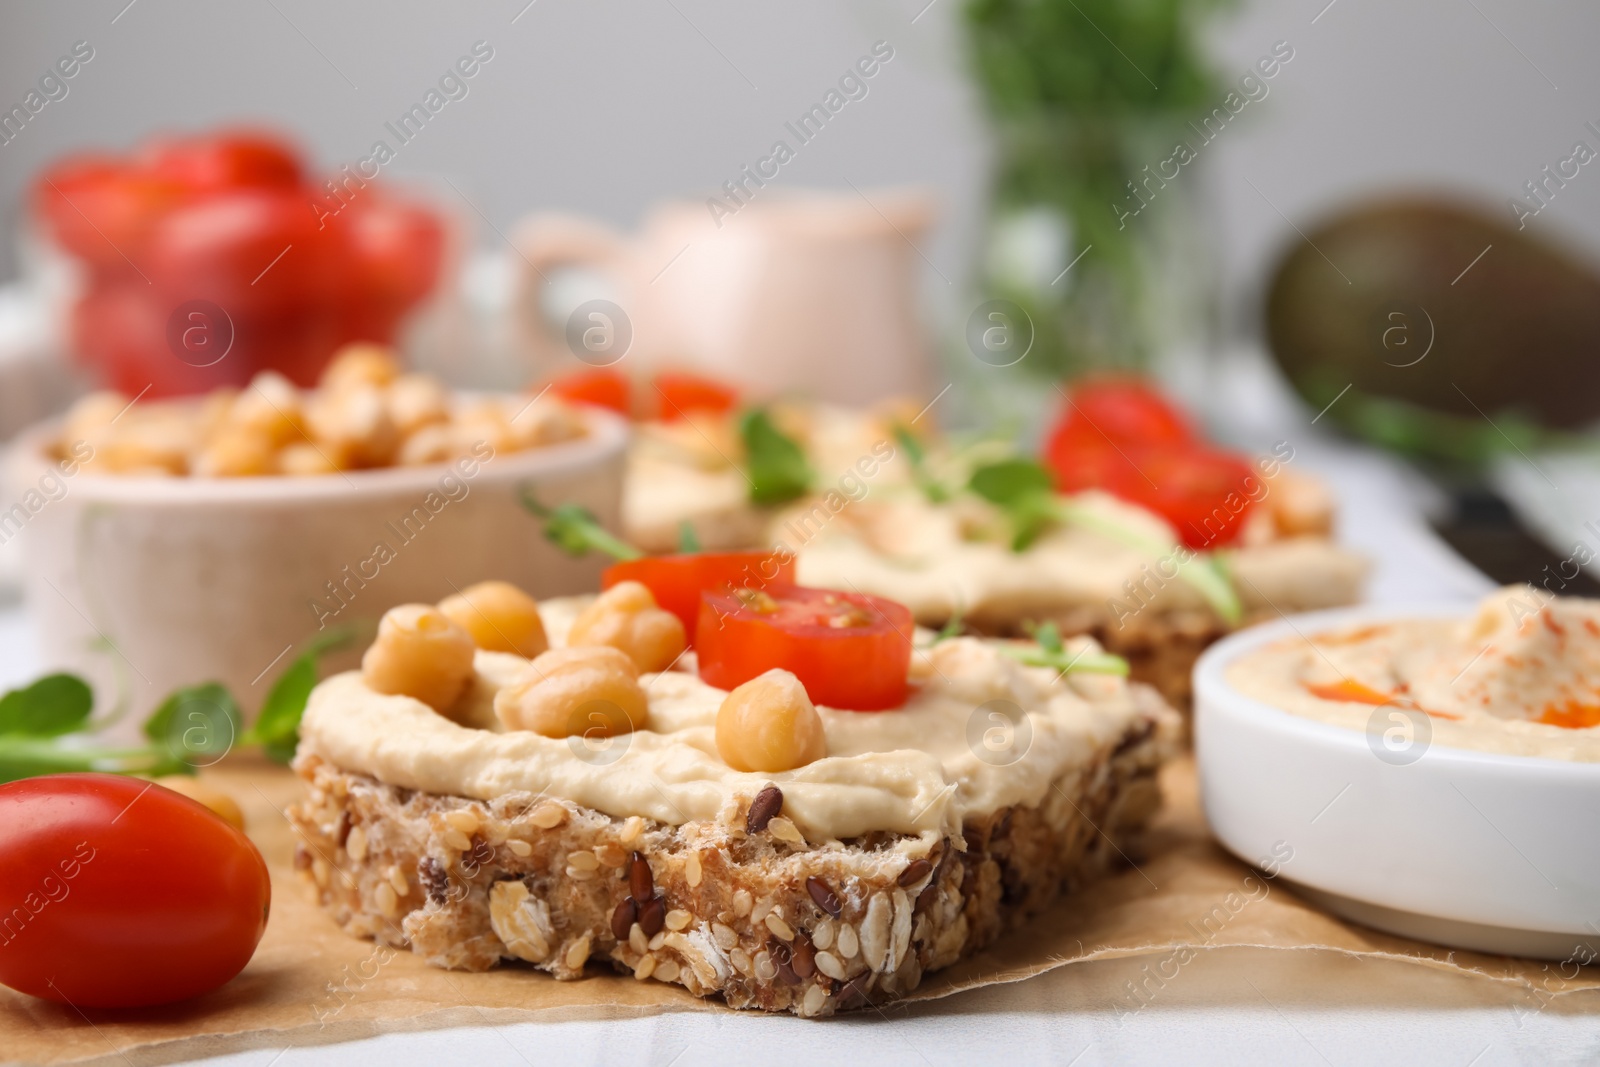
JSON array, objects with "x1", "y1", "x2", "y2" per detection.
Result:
[
  {"x1": 547, "y1": 367, "x2": 631, "y2": 416},
  {"x1": 652, "y1": 371, "x2": 739, "y2": 422},
  {"x1": 1049, "y1": 441, "x2": 1258, "y2": 549},
  {"x1": 1043, "y1": 377, "x2": 1258, "y2": 548},
  {"x1": 604, "y1": 550, "x2": 795, "y2": 643},
  {"x1": 1129, "y1": 448, "x2": 1260, "y2": 549},
  {"x1": 697, "y1": 587, "x2": 913, "y2": 710},
  {"x1": 0, "y1": 773, "x2": 270, "y2": 1009}
]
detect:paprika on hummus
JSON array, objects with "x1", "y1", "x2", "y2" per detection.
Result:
[{"x1": 1226, "y1": 587, "x2": 1600, "y2": 761}]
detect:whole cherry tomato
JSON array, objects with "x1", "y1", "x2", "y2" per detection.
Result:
[
  {"x1": 652, "y1": 372, "x2": 739, "y2": 422},
  {"x1": 697, "y1": 587, "x2": 913, "y2": 710},
  {"x1": 604, "y1": 550, "x2": 795, "y2": 642},
  {"x1": 547, "y1": 367, "x2": 631, "y2": 416},
  {"x1": 0, "y1": 774, "x2": 270, "y2": 1009}
]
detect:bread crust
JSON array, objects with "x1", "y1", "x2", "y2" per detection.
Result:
[{"x1": 288, "y1": 687, "x2": 1176, "y2": 1016}]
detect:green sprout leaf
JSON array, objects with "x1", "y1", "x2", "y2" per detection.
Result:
[
  {"x1": 243, "y1": 625, "x2": 358, "y2": 764},
  {"x1": 0, "y1": 624, "x2": 357, "y2": 782},
  {"x1": 677, "y1": 520, "x2": 703, "y2": 554},
  {"x1": 969, "y1": 457, "x2": 1056, "y2": 505},
  {"x1": 1007, "y1": 618, "x2": 1127, "y2": 673},
  {"x1": 740, "y1": 409, "x2": 813, "y2": 507},
  {"x1": 1001, "y1": 639, "x2": 1129, "y2": 677},
  {"x1": 520, "y1": 487, "x2": 643, "y2": 561},
  {"x1": 968, "y1": 457, "x2": 1063, "y2": 549},
  {"x1": 1026, "y1": 620, "x2": 1065, "y2": 655},
  {"x1": 919, "y1": 611, "x2": 969, "y2": 648},
  {"x1": 894, "y1": 423, "x2": 952, "y2": 503},
  {"x1": 0, "y1": 674, "x2": 93, "y2": 738},
  {"x1": 143, "y1": 682, "x2": 240, "y2": 768}
]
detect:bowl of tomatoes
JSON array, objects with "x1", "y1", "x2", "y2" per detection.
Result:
[{"x1": 30, "y1": 127, "x2": 447, "y2": 397}]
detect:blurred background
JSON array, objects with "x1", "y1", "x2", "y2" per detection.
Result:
[
  {"x1": 4, "y1": 0, "x2": 1600, "y2": 581},
  {"x1": 4, "y1": 1, "x2": 1599, "y2": 310}
]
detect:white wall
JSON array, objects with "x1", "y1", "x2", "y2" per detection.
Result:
[{"x1": 2, "y1": 0, "x2": 1597, "y2": 327}]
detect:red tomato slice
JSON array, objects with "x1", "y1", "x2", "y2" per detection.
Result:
[
  {"x1": 547, "y1": 367, "x2": 631, "y2": 416},
  {"x1": 697, "y1": 587, "x2": 913, "y2": 710},
  {"x1": 0, "y1": 774, "x2": 270, "y2": 1009},
  {"x1": 604, "y1": 550, "x2": 795, "y2": 643},
  {"x1": 143, "y1": 130, "x2": 303, "y2": 193},
  {"x1": 652, "y1": 372, "x2": 739, "y2": 422},
  {"x1": 1047, "y1": 377, "x2": 1195, "y2": 448}
]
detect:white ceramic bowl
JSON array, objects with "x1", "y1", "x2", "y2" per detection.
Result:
[
  {"x1": 1195, "y1": 603, "x2": 1600, "y2": 961},
  {"x1": 3, "y1": 403, "x2": 629, "y2": 732}
]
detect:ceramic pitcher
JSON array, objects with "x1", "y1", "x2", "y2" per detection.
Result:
[{"x1": 510, "y1": 189, "x2": 935, "y2": 405}]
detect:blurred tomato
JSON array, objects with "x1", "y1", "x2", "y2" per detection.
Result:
[
  {"x1": 1043, "y1": 377, "x2": 1258, "y2": 549},
  {"x1": 548, "y1": 367, "x2": 631, "y2": 415},
  {"x1": 143, "y1": 129, "x2": 302, "y2": 193},
  {"x1": 653, "y1": 371, "x2": 738, "y2": 421},
  {"x1": 1045, "y1": 377, "x2": 1195, "y2": 451},
  {"x1": 32, "y1": 156, "x2": 183, "y2": 271},
  {"x1": 35, "y1": 128, "x2": 445, "y2": 394},
  {"x1": 147, "y1": 188, "x2": 338, "y2": 317},
  {"x1": 337, "y1": 193, "x2": 445, "y2": 341}
]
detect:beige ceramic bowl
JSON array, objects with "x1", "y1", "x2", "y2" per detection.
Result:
[{"x1": 3, "y1": 402, "x2": 629, "y2": 734}]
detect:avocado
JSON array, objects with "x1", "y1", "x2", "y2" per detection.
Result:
[{"x1": 1264, "y1": 197, "x2": 1600, "y2": 451}]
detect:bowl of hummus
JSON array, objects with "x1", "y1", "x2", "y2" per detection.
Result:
[{"x1": 1194, "y1": 587, "x2": 1600, "y2": 960}]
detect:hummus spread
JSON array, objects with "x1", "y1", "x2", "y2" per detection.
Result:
[
  {"x1": 1226, "y1": 587, "x2": 1600, "y2": 761},
  {"x1": 619, "y1": 402, "x2": 1366, "y2": 625},
  {"x1": 791, "y1": 491, "x2": 1367, "y2": 627},
  {"x1": 298, "y1": 599, "x2": 1169, "y2": 840}
]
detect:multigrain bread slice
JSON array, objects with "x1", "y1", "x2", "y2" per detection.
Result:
[{"x1": 287, "y1": 685, "x2": 1174, "y2": 1017}]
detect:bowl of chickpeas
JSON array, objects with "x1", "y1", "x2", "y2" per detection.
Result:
[{"x1": 2, "y1": 345, "x2": 630, "y2": 731}]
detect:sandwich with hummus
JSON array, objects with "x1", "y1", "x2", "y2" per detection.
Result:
[
  {"x1": 289, "y1": 562, "x2": 1178, "y2": 1015},
  {"x1": 616, "y1": 376, "x2": 1367, "y2": 706}
]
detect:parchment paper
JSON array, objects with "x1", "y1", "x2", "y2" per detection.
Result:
[{"x1": 6, "y1": 756, "x2": 1597, "y2": 1066}]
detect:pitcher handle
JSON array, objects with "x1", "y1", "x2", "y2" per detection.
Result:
[{"x1": 509, "y1": 213, "x2": 631, "y2": 375}]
